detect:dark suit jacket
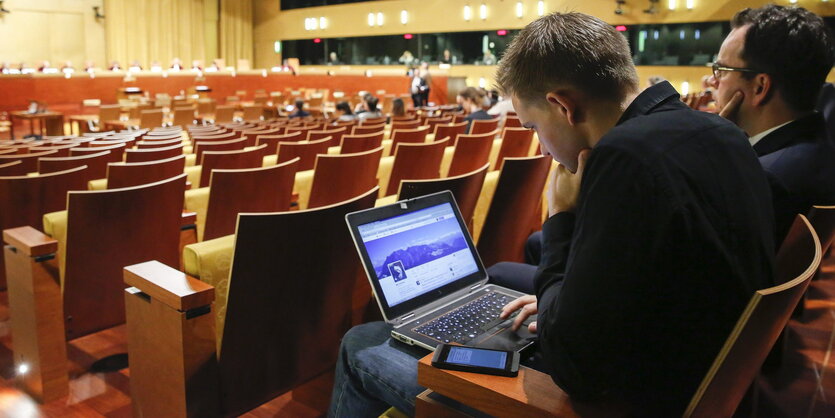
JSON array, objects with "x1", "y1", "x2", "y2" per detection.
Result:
[{"x1": 754, "y1": 113, "x2": 835, "y2": 243}]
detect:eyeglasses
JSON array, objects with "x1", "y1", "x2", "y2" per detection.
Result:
[{"x1": 711, "y1": 62, "x2": 762, "y2": 80}]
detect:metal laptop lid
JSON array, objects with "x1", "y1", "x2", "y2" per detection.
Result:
[{"x1": 346, "y1": 191, "x2": 488, "y2": 322}]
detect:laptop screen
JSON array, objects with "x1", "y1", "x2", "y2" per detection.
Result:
[{"x1": 356, "y1": 202, "x2": 480, "y2": 308}]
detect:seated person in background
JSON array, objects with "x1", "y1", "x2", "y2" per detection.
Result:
[
  {"x1": 335, "y1": 101, "x2": 357, "y2": 122},
  {"x1": 195, "y1": 60, "x2": 209, "y2": 72},
  {"x1": 459, "y1": 87, "x2": 493, "y2": 132},
  {"x1": 712, "y1": 4, "x2": 835, "y2": 243},
  {"x1": 37, "y1": 61, "x2": 54, "y2": 73},
  {"x1": 108, "y1": 60, "x2": 121, "y2": 71},
  {"x1": 482, "y1": 50, "x2": 497, "y2": 65},
  {"x1": 170, "y1": 57, "x2": 183, "y2": 71},
  {"x1": 354, "y1": 93, "x2": 372, "y2": 115},
  {"x1": 0, "y1": 62, "x2": 10, "y2": 74},
  {"x1": 440, "y1": 49, "x2": 455, "y2": 65},
  {"x1": 487, "y1": 97, "x2": 515, "y2": 119},
  {"x1": 128, "y1": 60, "x2": 143, "y2": 72},
  {"x1": 399, "y1": 50, "x2": 415, "y2": 66},
  {"x1": 60, "y1": 61, "x2": 75, "y2": 74},
  {"x1": 149, "y1": 60, "x2": 163, "y2": 72},
  {"x1": 391, "y1": 98, "x2": 406, "y2": 119},
  {"x1": 84, "y1": 61, "x2": 96, "y2": 73},
  {"x1": 329, "y1": 11, "x2": 774, "y2": 416},
  {"x1": 289, "y1": 99, "x2": 310, "y2": 119},
  {"x1": 647, "y1": 75, "x2": 666, "y2": 86},
  {"x1": 358, "y1": 96, "x2": 383, "y2": 121}
]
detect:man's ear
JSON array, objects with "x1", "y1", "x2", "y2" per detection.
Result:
[
  {"x1": 750, "y1": 73, "x2": 773, "y2": 107},
  {"x1": 545, "y1": 91, "x2": 579, "y2": 126}
]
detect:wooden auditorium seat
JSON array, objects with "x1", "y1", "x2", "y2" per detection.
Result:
[
  {"x1": 340, "y1": 131, "x2": 385, "y2": 154},
  {"x1": 125, "y1": 143, "x2": 184, "y2": 163},
  {"x1": 475, "y1": 155, "x2": 551, "y2": 266},
  {"x1": 352, "y1": 123, "x2": 386, "y2": 136},
  {"x1": 0, "y1": 166, "x2": 88, "y2": 289},
  {"x1": 503, "y1": 114, "x2": 522, "y2": 129},
  {"x1": 242, "y1": 104, "x2": 264, "y2": 122},
  {"x1": 286, "y1": 125, "x2": 318, "y2": 141},
  {"x1": 390, "y1": 126, "x2": 431, "y2": 155},
  {"x1": 414, "y1": 215, "x2": 822, "y2": 418},
  {"x1": 381, "y1": 138, "x2": 449, "y2": 197},
  {"x1": 446, "y1": 130, "x2": 498, "y2": 177},
  {"x1": 360, "y1": 116, "x2": 387, "y2": 126},
  {"x1": 0, "y1": 161, "x2": 26, "y2": 176},
  {"x1": 197, "y1": 145, "x2": 270, "y2": 188},
  {"x1": 213, "y1": 105, "x2": 236, "y2": 124},
  {"x1": 138, "y1": 109, "x2": 165, "y2": 129},
  {"x1": 186, "y1": 158, "x2": 299, "y2": 241},
  {"x1": 309, "y1": 126, "x2": 347, "y2": 144},
  {"x1": 191, "y1": 131, "x2": 237, "y2": 142},
  {"x1": 70, "y1": 143, "x2": 126, "y2": 163},
  {"x1": 494, "y1": 127, "x2": 535, "y2": 170},
  {"x1": 390, "y1": 120, "x2": 421, "y2": 135},
  {"x1": 104, "y1": 154, "x2": 187, "y2": 189},
  {"x1": 193, "y1": 137, "x2": 248, "y2": 163},
  {"x1": 307, "y1": 147, "x2": 384, "y2": 209},
  {"x1": 38, "y1": 151, "x2": 111, "y2": 182},
  {"x1": 28, "y1": 143, "x2": 80, "y2": 157},
  {"x1": 257, "y1": 131, "x2": 304, "y2": 154},
  {"x1": 276, "y1": 136, "x2": 334, "y2": 171},
  {"x1": 123, "y1": 187, "x2": 379, "y2": 416},
  {"x1": 172, "y1": 107, "x2": 197, "y2": 128},
  {"x1": 2, "y1": 174, "x2": 186, "y2": 401},
  {"x1": 0, "y1": 150, "x2": 58, "y2": 174},
  {"x1": 135, "y1": 137, "x2": 183, "y2": 149},
  {"x1": 433, "y1": 121, "x2": 469, "y2": 146},
  {"x1": 242, "y1": 127, "x2": 282, "y2": 147},
  {"x1": 391, "y1": 163, "x2": 489, "y2": 230},
  {"x1": 425, "y1": 116, "x2": 453, "y2": 134},
  {"x1": 469, "y1": 118, "x2": 500, "y2": 135}
]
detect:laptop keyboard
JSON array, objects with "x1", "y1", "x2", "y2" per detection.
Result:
[{"x1": 412, "y1": 292, "x2": 518, "y2": 344}]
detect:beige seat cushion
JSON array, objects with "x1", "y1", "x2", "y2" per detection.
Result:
[
  {"x1": 88, "y1": 178, "x2": 107, "y2": 190},
  {"x1": 183, "y1": 234, "x2": 236, "y2": 352},
  {"x1": 184, "y1": 187, "x2": 210, "y2": 241},
  {"x1": 43, "y1": 210, "x2": 68, "y2": 287}
]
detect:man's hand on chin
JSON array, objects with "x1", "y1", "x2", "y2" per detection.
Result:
[{"x1": 548, "y1": 148, "x2": 591, "y2": 216}]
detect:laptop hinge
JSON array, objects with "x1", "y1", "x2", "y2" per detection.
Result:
[
  {"x1": 399, "y1": 312, "x2": 416, "y2": 324},
  {"x1": 470, "y1": 282, "x2": 483, "y2": 291}
]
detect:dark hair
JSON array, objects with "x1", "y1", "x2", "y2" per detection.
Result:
[
  {"x1": 458, "y1": 87, "x2": 486, "y2": 104},
  {"x1": 392, "y1": 98, "x2": 406, "y2": 117},
  {"x1": 336, "y1": 101, "x2": 353, "y2": 115},
  {"x1": 294, "y1": 99, "x2": 305, "y2": 109},
  {"x1": 497, "y1": 12, "x2": 638, "y2": 104},
  {"x1": 366, "y1": 96, "x2": 379, "y2": 112},
  {"x1": 732, "y1": 5, "x2": 834, "y2": 112}
]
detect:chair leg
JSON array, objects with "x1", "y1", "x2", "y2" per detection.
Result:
[{"x1": 4, "y1": 232, "x2": 68, "y2": 402}]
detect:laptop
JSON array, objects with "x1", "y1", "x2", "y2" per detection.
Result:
[{"x1": 346, "y1": 191, "x2": 537, "y2": 352}]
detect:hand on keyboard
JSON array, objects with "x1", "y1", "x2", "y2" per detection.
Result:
[{"x1": 500, "y1": 295, "x2": 538, "y2": 333}]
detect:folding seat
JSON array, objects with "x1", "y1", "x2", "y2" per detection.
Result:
[
  {"x1": 444, "y1": 130, "x2": 499, "y2": 177},
  {"x1": 340, "y1": 132, "x2": 385, "y2": 155},
  {"x1": 256, "y1": 131, "x2": 303, "y2": 154},
  {"x1": 379, "y1": 138, "x2": 448, "y2": 197},
  {"x1": 0, "y1": 150, "x2": 58, "y2": 174},
  {"x1": 125, "y1": 143, "x2": 184, "y2": 163},
  {"x1": 494, "y1": 127, "x2": 535, "y2": 170},
  {"x1": 433, "y1": 121, "x2": 468, "y2": 146},
  {"x1": 469, "y1": 118, "x2": 500, "y2": 135},
  {"x1": 389, "y1": 125, "x2": 430, "y2": 156},
  {"x1": 98, "y1": 154, "x2": 187, "y2": 189},
  {"x1": 196, "y1": 145, "x2": 270, "y2": 188},
  {"x1": 276, "y1": 136, "x2": 335, "y2": 171},
  {"x1": 305, "y1": 147, "x2": 383, "y2": 209},
  {"x1": 352, "y1": 123, "x2": 385, "y2": 136},
  {"x1": 39, "y1": 150, "x2": 112, "y2": 182}
]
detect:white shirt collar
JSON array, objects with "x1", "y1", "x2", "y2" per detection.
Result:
[{"x1": 748, "y1": 119, "x2": 794, "y2": 147}]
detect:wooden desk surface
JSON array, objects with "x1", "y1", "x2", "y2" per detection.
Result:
[{"x1": 9, "y1": 111, "x2": 64, "y2": 119}]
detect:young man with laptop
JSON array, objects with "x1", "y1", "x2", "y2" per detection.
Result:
[{"x1": 329, "y1": 12, "x2": 775, "y2": 417}]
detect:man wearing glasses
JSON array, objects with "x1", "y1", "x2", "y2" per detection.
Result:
[{"x1": 711, "y1": 4, "x2": 835, "y2": 243}]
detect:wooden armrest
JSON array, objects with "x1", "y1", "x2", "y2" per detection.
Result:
[
  {"x1": 181, "y1": 211, "x2": 197, "y2": 227},
  {"x1": 417, "y1": 353, "x2": 576, "y2": 417},
  {"x1": 124, "y1": 260, "x2": 213, "y2": 311},
  {"x1": 3, "y1": 226, "x2": 57, "y2": 257}
]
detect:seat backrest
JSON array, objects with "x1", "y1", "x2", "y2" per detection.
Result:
[
  {"x1": 63, "y1": 173, "x2": 187, "y2": 340},
  {"x1": 470, "y1": 118, "x2": 500, "y2": 135},
  {"x1": 448, "y1": 130, "x2": 498, "y2": 177},
  {"x1": 172, "y1": 107, "x2": 196, "y2": 128},
  {"x1": 191, "y1": 131, "x2": 237, "y2": 142},
  {"x1": 0, "y1": 160, "x2": 26, "y2": 176},
  {"x1": 98, "y1": 104, "x2": 122, "y2": 123},
  {"x1": 0, "y1": 150, "x2": 58, "y2": 174},
  {"x1": 391, "y1": 125, "x2": 431, "y2": 153},
  {"x1": 277, "y1": 136, "x2": 334, "y2": 171},
  {"x1": 340, "y1": 131, "x2": 385, "y2": 154},
  {"x1": 107, "y1": 154, "x2": 186, "y2": 189},
  {"x1": 399, "y1": 163, "x2": 489, "y2": 227},
  {"x1": 285, "y1": 125, "x2": 317, "y2": 141},
  {"x1": 360, "y1": 116, "x2": 387, "y2": 126},
  {"x1": 139, "y1": 109, "x2": 164, "y2": 129},
  {"x1": 194, "y1": 137, "x2": 248, "y2": 164},
  {"x1": 70, "y1": 143, "x2": 126, "y2": 163},
  {"x1": 351, "y1": 123, "x2": 385, "y2": 136},
  {"x1": 29, "y1": 143, "x2": 80, "y2": 157},
  {"x1": 217, "y1": 187, "x2": 378, "y2": 416},
  {"x1": 433, "y1": 121, "x2": 469, "y2": 146},
  {"x1": 125, "y1": 143, "x2": 184, "y2": 163},
  {"x1": 214, "y1": 106, "x2": 236, "y2": 124},
  {"x1": 0, "y1": 166, "x2": 88, "y2": 288},
  {"x1": 386, "y1": 138, "x2": 449, "y2": 196},
  {"x1": 203, "y1": 158, "x2": 299, "y2": 241},
  {"x1": 503, "y1": 115, "x2": 522, "y2": 129},
  {"x1": 496, "y1": 128, "x2": 535, "y2": 170},
  {"x1": 477, "y1": 155, "x2": 551, "y2": 266},
  {"x1": 39, "y1": 151, "x2": 111, "y2": 181},
  {"x1": 256, "y1": 131, "x2": 303, "y2": 154},
  {"x1": 309, "y1": 127, "x2": 347, "y2": 144},
  {"x1": 426, "y1": 116, "x2": 453, "y2": 133},
  {"x1": 309, "y1": 146, "x2": 383, "y2": 209},
  {"x1": 241, "y1": 128, "x2": 282, "y2": 147},
  {"x1": 685, "y1": 215, "x2": 821, "y2": 417},
  {"x1": 242, "y1": 105, "x2": 264, "y2": 122},
  {"x1": 390, "y1": 120, "x2": 421, "y2": 135},
  {"x1": 135, "y1": 137, "x2": 183, "y2": 149},
  {"x1": 807, "y1": 205, "x2": 835, "y2": 258},
  {"x1": 200, "y1": 144, "x2": 269, "y2": 187}
]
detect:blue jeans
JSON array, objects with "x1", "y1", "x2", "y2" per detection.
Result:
[{"x1": 329, "y1": 321, "x2": 427, "y2": 417}]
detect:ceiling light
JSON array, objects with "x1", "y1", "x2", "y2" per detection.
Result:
[
  {"x1": 668, "y1": 0, "x2": 676, "y2": 10},
  {"x1": 376, "y1": 12, "x2": 384, "y2": 26},
  {"x1": 537, "y1": 1, "x2": 545, "y2": 16},
  {"x1": 319, "y1": 17, "x2": 327, "y2": 29},
  {"x1": 516, "y1": 2, "x2": 523, "y2": 18},
  {"x1": 367, "y1": 13, "x2": 375, "y2": 27},
  {"x1": 479, "y1": 3, "x2": 487, "y2": 20},
  {"x1": 685, "y1": 0, "x2": 694, "y2": 9},
  {"x1": 400, "y1": 10, "x2": 408, "y2": 24},
  {"x1": 464, "y1": 5, "x2": 472, "y2": 21}
]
